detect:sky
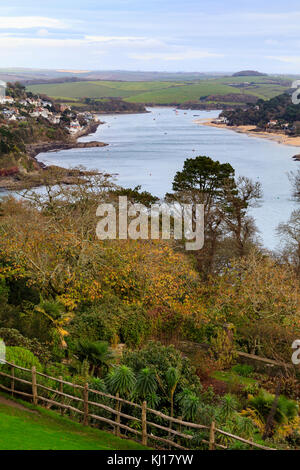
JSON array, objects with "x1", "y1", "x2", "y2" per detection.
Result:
[{"x1": 0, "y1": 0, "x2": 300, "y2": 73}]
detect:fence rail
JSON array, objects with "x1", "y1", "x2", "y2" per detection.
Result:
[{"x1": 0, "y1": 361, "x2": 276, "y2": 451}]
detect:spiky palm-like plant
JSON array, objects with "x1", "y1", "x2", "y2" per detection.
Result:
[
  {"x1": 136, "y1": 368, "x2": 157, "y2": 399},
  {"x1": 178, "y1": 390, "x2": 201, "y2": 422},
  {"x1": 106, "y1": 365, "x2": 136, "y2": 397},
  {"x1": 218, "y1": 393, "x2": 239, "y2": 423}
]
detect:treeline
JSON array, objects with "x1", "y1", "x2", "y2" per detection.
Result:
[{"x1": 71, "y1": 97, "x2": 146, "y2": 113}]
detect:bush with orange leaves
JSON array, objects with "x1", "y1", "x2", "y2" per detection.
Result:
[
  {"x1": 0, "y1": 197, "x2": 207, "y2": 341},
  {"x1": 207, "y1": 250, "x2": 300, "y2": 361}
]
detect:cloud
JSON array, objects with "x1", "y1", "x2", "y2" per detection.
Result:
[
  {"x1": 0, "y1": 36, "x2": 86, "y2": 47},
  {"x1": 129, "y1": 50, "x2": 224, "y2": 61},
  {"x1": 266, "y1": 55, "x2": 300, "y2": 64},
  {"x1": 0, "y1": 34, "x2": 162, "y2": 48},
  {"x1": 86, "y1": 35, "x2": 146, "y2": 43},
  {"x1": 265, "y1": 39, "x2": 280, "y2": 46},
  {"x1": 85, "y1": 36, "x2": 164, "y2": 48},
  {"x1": 37, "y1": 29, "x2": 50, "y2": 37},
  {"x1": 169, "y1": 11, "x2": 300, "y2": 38},
  {"x1": 0, "y1": 16, "x2": 68, "y2": 29}
]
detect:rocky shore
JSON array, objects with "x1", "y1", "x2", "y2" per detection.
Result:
[{"x1": 26, "y1": 139, "x2": 108, "y2": 166}]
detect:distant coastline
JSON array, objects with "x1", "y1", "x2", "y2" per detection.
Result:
[{"x1": 195, "y1": 118, "x2": 300, "y2": 148}]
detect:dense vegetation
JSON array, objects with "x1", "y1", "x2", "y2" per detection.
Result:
[
  {"x1": 0, "y1": 155, "x2": 300, "y2": 449},
  {"x1": 221, "y1": 93, "x2": 300, "y2": 133}
]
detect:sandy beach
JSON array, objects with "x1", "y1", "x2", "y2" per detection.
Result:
[{"x1": 194, "y1": 118, "x2": 300, "y2": 148}]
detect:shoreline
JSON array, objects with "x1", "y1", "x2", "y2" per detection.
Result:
[{"x1": 195, "y1": 118, "x2": 300, "y2": 148}]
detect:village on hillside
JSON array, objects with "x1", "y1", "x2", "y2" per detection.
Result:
[{"x1": 0, "y1": 80, "x2": 99, "y2": 135}]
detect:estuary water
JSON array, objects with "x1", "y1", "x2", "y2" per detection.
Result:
[{"x1": 36, "y1": 107, "x2": 300, "y2": 250}]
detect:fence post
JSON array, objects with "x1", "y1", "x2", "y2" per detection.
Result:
[
  {"x1": 11, "y1": 361, "x2": 15, "y2": 397},
  {"x1": 83, "y1": 383, "x2": 89, "y2": 426},
  {"x1": 142, "y1": 401, "x2": 147, "y2": 446},
  {"x1": 59, "y1": 376, "x2": 64, "y2": 416},
  {"x1": 115, "y1": 393, "x2": 121, "y2": 437},
  {"x1": 209, "y1": 420, "x2": 215, "y2": 450},
  {"x1": 31, "y1": 366, "x2": 38, "y2": 406}
]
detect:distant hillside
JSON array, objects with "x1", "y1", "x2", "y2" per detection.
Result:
[
  {"x1": 233, "y1": 70, "x2": 268, "y2": 77},
  {"x1": 0, "y1": 68, "x2": 225, "y2": 84},
  {"x1": 27, "y1": 75, "x2": 291, "y2": 107},
  {"x1": 69, "y1": 97, "x2": 147, "y2": 114}
]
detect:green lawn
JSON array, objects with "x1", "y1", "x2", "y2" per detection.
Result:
[
  {"x1": 27, "y1": 75, "x2": 292, "y2": 105},
  {"x1": 213, "y1": 370, "x2": 257, "y2": 387},
  {"x1": 0, "y1": 399, "x2": 148, "y2": 450}
]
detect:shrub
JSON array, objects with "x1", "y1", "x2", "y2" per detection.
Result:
[
  {"x1": 0, "y1": 328, "x2": 51, "y2": 363},
  {"x1": 6, "y1": 346, "x2": 42, "y2": 370},
  {"x1": 123, "y1": 341, "x2": 201, "y2": 416},
  {"x1": 69, "y1": 297, "x2": 150, "y2": 348},
  {"x1": 210, "y1": 328, "x2": 236, "y2": 369},
  {"x1": 260, "y1": 376, "x2": 300, "y2": 401},
  {"x1": 1, "y1": 346, "x2": 42, "y2": 396},
  {"x1": 249, "y1": 390, "x2": 299, "y2": 425}
]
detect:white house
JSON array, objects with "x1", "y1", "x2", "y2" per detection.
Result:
[
  {"x1": 2, "y1": 96, "x2": 14, "y2": 104},
  {"x1": 30, "y1": 107, "x2": 52, "y2": 119},
  {"x1": 49, "y1": 114, "x2": 61, "y2": 124},
  {"x1": 27, "y1": 98, "x2": 42, "y2": 107},
  {"x1": 68, "y1": 119, "x2": 82, "y2": 134},
  {"x1": 41, "y1": 100, "x2": 53, "y2": 108}
]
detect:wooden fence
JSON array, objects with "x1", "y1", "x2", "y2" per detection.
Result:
[{"x1": 0, "y1": 361, "x2": 276, "y2": 451}]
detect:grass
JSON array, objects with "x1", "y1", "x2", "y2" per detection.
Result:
[
  {"x1": 212, "y1": 370, "x2": 257, "y2": 387},
  {"x1": 26, "y1": 75, "x2": 292, "y2": 105},
  {"x1": 125, "y1": 82, "x2": 240, "y2": 103},
  {"x1": 0, "y1": 398, "x2": 148, "y2": 450}
]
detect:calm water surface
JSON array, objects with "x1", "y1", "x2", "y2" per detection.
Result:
[{"x1": 36, "y1": 107, "x2": 300, "y2": 249}]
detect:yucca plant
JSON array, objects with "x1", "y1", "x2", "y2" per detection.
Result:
[
  {"x1": 106, "y1": 365, "x2": 136, "y2": 435},
  {"x1": 135, "y1": 367, "x2": 157, "y2": 398},
  {"x1": 217, "y1": 393, "x2": 240, "y2": 422},
  {"x1": 106, "y1": 365, "x2": 136, "y2": 397},
  {"x1": 177, "y1": 388, "x2": 201, "y2": 422}
]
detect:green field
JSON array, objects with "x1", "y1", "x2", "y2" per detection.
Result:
[
  {"x1": 0, "y1": 398, "x2": 147, "y2": 450},
  {"x1": 27, "y1": 75, "x2": 292, "y2": 105}
]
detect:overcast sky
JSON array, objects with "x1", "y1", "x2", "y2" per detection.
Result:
[{"x1": 1, "y1": 0, "x2": 300, "y2": 73}]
